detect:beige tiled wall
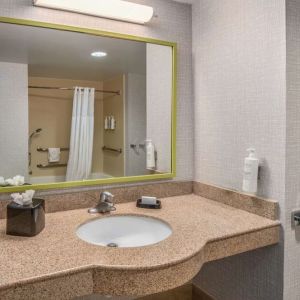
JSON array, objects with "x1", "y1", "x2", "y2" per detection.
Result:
[{"x1": 103, "y1": 75, "x2": 125, "y2": 177}]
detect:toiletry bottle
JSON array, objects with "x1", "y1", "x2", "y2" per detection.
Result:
[
  {"x1": 108, "y1": 116, "x2": 112, "y2": 130},
  {"x1": 242, "y1": 148, "x2": 259, "y2": 194},
  {"x1": 104, "y1": 116, "x2": 108, "y2": 130},
  {"x1": 146, "y1": 139, "x2": 155, "y2": 169},
  {"x1": 111, "y1": 116, "x2": 115, "y2": 130}
]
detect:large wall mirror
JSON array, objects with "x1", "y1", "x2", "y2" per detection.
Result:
[{"x1": 0, "y1": 18, "x2": 176, "y2": 192}]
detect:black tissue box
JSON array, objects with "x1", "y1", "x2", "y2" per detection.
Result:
[{"x1": 6, "y1": 198, "x2": 45, "y2": 237}]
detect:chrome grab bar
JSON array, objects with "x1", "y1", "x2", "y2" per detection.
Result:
[
  {"x1": 102, "y1": 146, "x2": 122, "y2": 154},
  {"x1": 37, "y1": 163, "x2": 67, "y2": 168}
]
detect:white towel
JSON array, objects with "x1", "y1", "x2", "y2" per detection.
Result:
[
  {"x1": 5, "y1": 175, "x2": 25, "y2": 186},
  {"x1": 48, "y1": 148, "x2": 61, "y2": 163}
]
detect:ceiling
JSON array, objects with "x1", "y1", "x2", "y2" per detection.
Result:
[{"x1": 0, "y1": 22, "x2": 146, "y2": 81}]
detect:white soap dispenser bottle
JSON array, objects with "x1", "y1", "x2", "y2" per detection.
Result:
[
  {"x1": 145, "y1": 139, "x2": 155, "y2": 170},
  {"x1": 242, "y1": 148, "x2": 259, "y2": 194}
]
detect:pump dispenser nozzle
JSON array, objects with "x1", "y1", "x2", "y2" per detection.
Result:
[{"x1": 246, "y1": 148, "x2": 256, "y2": 158}]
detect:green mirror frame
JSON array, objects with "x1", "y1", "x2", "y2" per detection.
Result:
[{"x1": 0, "y1": 17, "x2": 177, "y2": 193}]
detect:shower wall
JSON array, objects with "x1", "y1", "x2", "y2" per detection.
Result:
[
  {"x1": 103, "y1": 75, "x2": 125, "y2": 177},
  {"x1": 29, "y1": 77, "x2": 105, "y2": 181}
]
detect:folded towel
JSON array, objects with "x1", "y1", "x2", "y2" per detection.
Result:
[
  {"x1": 48, "y1": 148, "x2": 61, "y2": 163},
  {"x1": 5, "y1": 175, "x2": 25, "y2": 186}
]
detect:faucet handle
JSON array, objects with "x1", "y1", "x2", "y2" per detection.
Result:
[{"x1": 100, "y1": 191, "x2": 114, "y2": 203}]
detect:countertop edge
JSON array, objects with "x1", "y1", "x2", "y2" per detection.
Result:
[{"x1": 0, "y1": 223, "x2": 280, "y2": 294}]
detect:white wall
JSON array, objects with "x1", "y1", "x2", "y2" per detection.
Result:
[
  {"x1": 0, "y1": 62, "x2": 28, "y2": 179},
  {"x1": 192, "y1": 1, "x2": 286, "y2": 299},
  {"x1": 285, "y1": 1, "x2": 300, "y2": 298},
  {"x1": 146, "y1": 43, "x2": 172, "y2": 173},
  {"x1": 125, "y1": 73, "x2": 147, "y2": 176},
  {"x1": 0, "y1": 0, "x2": 193, "y2": 181}
]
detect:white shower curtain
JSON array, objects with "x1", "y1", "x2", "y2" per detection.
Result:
[{"x1": 66, "y1": 87, "x2": 95, "y2": 181}]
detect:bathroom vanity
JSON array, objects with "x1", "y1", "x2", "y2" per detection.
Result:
[{"x1": 0, "y1": 194, "x2": 279, "y2": 299}]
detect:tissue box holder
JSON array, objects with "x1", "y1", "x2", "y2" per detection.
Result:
[{"x1": 6, "y1": 198, "x2": 45, "y2": 237}]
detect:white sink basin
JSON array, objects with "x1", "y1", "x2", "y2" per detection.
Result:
[{"x1": 76, "y1": 215, "x2": 172, "y2": 248}]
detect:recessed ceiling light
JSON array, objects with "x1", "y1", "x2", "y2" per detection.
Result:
[
  {"x1": 33, "y1": 0, "x2": 154, "y2": 24},
  {"x1": 91, "y1": 51, "x2": 107, "y2": 58}
]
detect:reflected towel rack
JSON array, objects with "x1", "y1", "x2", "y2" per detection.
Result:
[
  {"x1": 29, "y1": 86, "x2": 120, "y2": 95},
  {"x1": 37, "y1": 147, "x2": 69, "y2": 152},
  {"x1": 37, "y1": 163, "x2": 67, "y2": 168},
  {"x1": 102, "y1": 146, "x2": 122, "y2": 154}
]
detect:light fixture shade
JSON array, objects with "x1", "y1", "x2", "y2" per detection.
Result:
[{"x1": 33, "y1": 0, "x2": 154, "y2": 24}]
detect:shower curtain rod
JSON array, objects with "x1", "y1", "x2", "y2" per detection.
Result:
[{"x1": 28, "y1": 85, "x2": 120, "y2": 95}]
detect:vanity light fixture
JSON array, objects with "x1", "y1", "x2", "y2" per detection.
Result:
[
  {"x1": 91, "y1": 51, "x2": 107, "y2": 57},
  {"x1": 33, "y1": 0, "x2": 154, "y2": 24}
]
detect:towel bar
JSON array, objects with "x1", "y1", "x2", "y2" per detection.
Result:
[
  {"x1": 37, "y1": 163, "x2": 67, "y2": 168},
  {"x1": 37, "y1": 147, "x2": 69, "y2": 152}
]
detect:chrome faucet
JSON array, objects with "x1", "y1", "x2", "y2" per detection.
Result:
[{"x1": 88, "y1": 191, "x2": 116, "y2": 214}]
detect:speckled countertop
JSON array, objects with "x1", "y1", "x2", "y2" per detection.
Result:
[{"x1": 0, "y1": 194, "x2": 280, "y2": 300}]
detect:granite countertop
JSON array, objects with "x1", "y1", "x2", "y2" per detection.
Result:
[{"x1": 0, "y1": 194, "x2": 280, "y2": 300}]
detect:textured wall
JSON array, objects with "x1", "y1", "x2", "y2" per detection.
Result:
[
  {"x1": 193, "y1": 0, "x2": 286, "y2": 200},
  {"x1": 285, "y1": 1, "x2": 300, "y2": 299},
  {"x1": 192, "y1": 1, "x2": 286, "y2": 299},
  {"x1": 0, "y1": 62, "x2": 28, "y2": 179},
  {"x1": 125, "y1": 73, "x2": 147, "y2": 176},
  {"x1": 146, "y1": 43, "x2": 172, "y2": 173},
  {"x1": 0, "y1": 0, "x2": 193, "y2": 181}
]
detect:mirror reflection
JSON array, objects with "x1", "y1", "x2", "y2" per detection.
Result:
[{"x1": 0, "y1": 22, "x2": 173, "y2": 186}]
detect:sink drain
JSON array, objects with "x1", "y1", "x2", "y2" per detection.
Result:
[{"x1": 107, "y1": 242, "x2": 118, "y2": 248}]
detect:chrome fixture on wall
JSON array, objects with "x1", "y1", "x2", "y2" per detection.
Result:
[
  {"x1": 102, "y1": 146, "x2": 122, "y2": 154},
  {"x1": 28, "y1": 85, "x2": 120, "y2": 95},
  {"x1": 28, "y1": 128, "x2": 43, "y2": 175}
]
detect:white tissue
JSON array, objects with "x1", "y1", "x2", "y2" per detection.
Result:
[
  {"x1": 22, "y1": 190, "x2": 35, "y2": 205},
  {"x1": 11, "y1": 193, "x2": 24, "y2": 205},
  {"x1": 11, "y1": 190, "x2": 35, "y2": 206},
  {"x1": 5, "y1": 175, "x2": 25, "y2": 186}
]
